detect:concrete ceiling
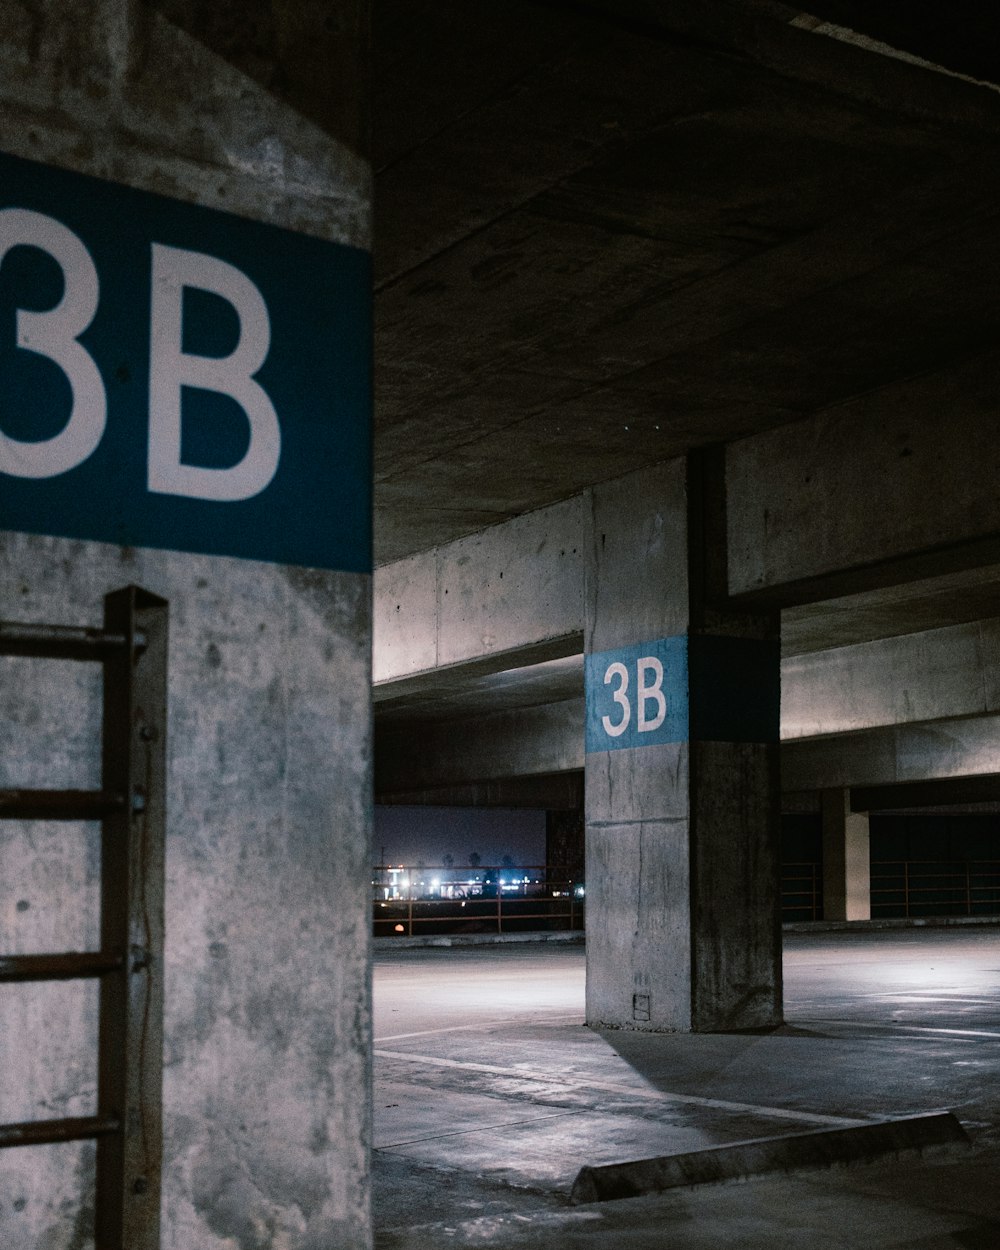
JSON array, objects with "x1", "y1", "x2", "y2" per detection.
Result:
[
  {"x1": 372, "y1": 1, "x2": 1000, "y2": 730},
  {"x1": 374, "y1": 0, "x2": 1000, "y2": 568}
]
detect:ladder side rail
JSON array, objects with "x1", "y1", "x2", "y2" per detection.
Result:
[{"x1": 96, "y1": 587, "x2": 167, "y2": 1250}]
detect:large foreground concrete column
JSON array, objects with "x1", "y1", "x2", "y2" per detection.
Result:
[
  {"x1": 584, "y1": 454, "x2": 782, "y2": 1032},
  {"x1": 0, "y1": 6, "x2": 372, "y2": 1248},
  {"x1": 822, "y1": 789, "x2": 871, "y2": 920}
]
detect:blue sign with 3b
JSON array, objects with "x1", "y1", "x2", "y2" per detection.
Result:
[
  {"x1": 585, "y1": 637, "x2": 689, "y2": 753},
  {"x1": 0, "y1": 151, "x2": 371, "y2": 573},
  {"x1": 585, "y1": 634, "x2": 780, "y2": 752}
]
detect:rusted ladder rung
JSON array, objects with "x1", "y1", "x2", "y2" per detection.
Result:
[
  {"x1": 0, "y1": 1114, "x2": 121, "y2": 1148},
  {"x1": 0, "y1": 952, "x2": 124, "y2": 982},
  {"x1": 0, "y1": 789, "x2": 126, "y2": 820},
  {"x1": 0, "y1": 622, "x2": 146, "y2": 660},
  {"x1": 0, "y1": 587, "x2": 167, "y2": 1250}
]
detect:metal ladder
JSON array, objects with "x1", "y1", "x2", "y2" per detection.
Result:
[{"x1": 0, "y1": 585, "x2": 167, "y2": 1250}]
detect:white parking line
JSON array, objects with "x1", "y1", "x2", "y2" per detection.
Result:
[
  {"x1": 814, "y1": 1020, "x2": 1000, "y2": 1040},
  {"x1": 373, "y1": 1049, "x2": 867, "y2": 1128},
  {"x1": 376, "y1": 1013, "x2": 584, "y2": 1043},
  {"x1": 376, "y1": 1108, "x2": 585, "y2": 1150}
]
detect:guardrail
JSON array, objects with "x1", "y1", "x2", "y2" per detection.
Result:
[
  {"x1": 871, "y1": 858, "x2": 1000, "y2": 918},
  {"x1": 781, "y1": 858, "x2": 1000, "y2": 922},
  {"x1": 375, "y1": 858, "x2": 1000, "y2": 933},
  {"x1": 373, "y1": 863, "x2": 584, "y2": 937},
  {"x1": 781, "y1": 861, "x2": 823, "y2": 922}
]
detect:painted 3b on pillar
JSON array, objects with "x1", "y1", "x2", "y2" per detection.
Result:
[
  {"x1": 585, "y1": 635, "x2": 780, "y2": 753},
  {"x1": 0, "y1": 151, "x2": 371, "y2": 573}
]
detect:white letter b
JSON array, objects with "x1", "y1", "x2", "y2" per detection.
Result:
[
  {"x1": 148, "y1": 243, "x2": 280, "y2": 502},
  {"x1": 637, "y1": 656, "x2": 667, "y2": 732}
]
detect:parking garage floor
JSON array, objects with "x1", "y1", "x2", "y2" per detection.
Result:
[{"x1": 373, "y1": 928, "x2": 1000, "y2": 1248}]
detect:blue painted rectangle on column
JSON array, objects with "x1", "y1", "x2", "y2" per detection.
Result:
[
  {"x1": 0, "y1": 150, "x2": 371, "y2": 573},
  {"x1": 585, "y1": 636, "x2": 689, "y2": 753},
  {"x1": 585, "y1": 634, "x2": 780, "y2": 752}
]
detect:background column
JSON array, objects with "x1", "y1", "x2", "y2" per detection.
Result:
[
  {"x1": 822, "y1": 789, "x2": 872, "y2": 920},
  {"x1": 584, "y1": 452, "x2": 782, "y2": 1032}
]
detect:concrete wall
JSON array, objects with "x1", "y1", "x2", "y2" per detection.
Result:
[
  {"x1": 782, "y1": 618, "x2": 1000, "y2": 739},
  {"x1": 376, "y1": 698, "x2": 584, "y2": 794},
  {"x1": 374, "y1": 410, "x2": 1000, "y2": 803},
  {"x1": 373, "y1": 496, "x2": 583, "y2": 683},
  {"x1": 0, "y1": 7, "x2": 372, "y2": 1250},
  {"x1": 375, "y1": 406, "x2": 1000, "y2": 681},
  {"x1": 377, "y1": 613, "x2": 1000, "y2": 796},
  {"x1": 783, "y1": 713, "x2": 1000, "y2": 793},
  {"x1": 726, "y1": 357, "x2": 1000, "y2": 599}
]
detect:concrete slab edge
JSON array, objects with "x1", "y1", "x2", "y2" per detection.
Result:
[
  {"x1": 569, "y1": 1111, "x2": 970, "y2": 1204},
  {"x1": 372, "y1": 917, "x2": 1000, "y2": 949},
  {"x1": 373, "y1": 930, "x2": 585, "y2": 951},
  {"x1": 784, "y1": 916, "x2": 1000, "y2": 932}
]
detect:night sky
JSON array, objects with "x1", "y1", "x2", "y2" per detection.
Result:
[{"x1": 373, "y1": 806, "x2": 546, "y2": 869}]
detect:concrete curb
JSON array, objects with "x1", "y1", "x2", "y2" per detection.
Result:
[
  {"x1": 570, "y1": 1111, "x2": 970, "y2": 1204},
  {"x1": 783, "y1": 916, "x2": 1000, "y2": 933},
  {"x1": 374, "y1": 917, "x2": 1000, "y2": 950},
  {"x1": 373, "y1": 930, "x2": 585, "y2": 951}
]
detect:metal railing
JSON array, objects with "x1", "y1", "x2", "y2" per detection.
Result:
[
  {"x1": 781, "y1": 858, "x2": 1000, "y2": 922},
  {"x1": 374, "y1": 858, "x2": 1000, "y2": 932},
  {"x1": 373, "y1": 863, "x2": 585, "y2": 937},
  {"x1": 781, "y1": 861, "x2": 823, "y2": 921},
  {"x1": 871, "y1": 859, "x2": 1000, "y2": 919}
]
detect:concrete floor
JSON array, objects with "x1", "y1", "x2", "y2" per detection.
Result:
[{"x1": 373, "y1": 928, "x2": 1000, "y2": 1248}]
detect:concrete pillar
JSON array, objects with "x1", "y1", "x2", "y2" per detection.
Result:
[
  {"x1": 0, "y1": 6, "x2": 372, "y2": 1249},
  {"x1": 822, "y1": 789, "x2": 871, "y2": 920},
  {"x1": 584, "y1": 453, "x2": 782, "y2": 1033}
]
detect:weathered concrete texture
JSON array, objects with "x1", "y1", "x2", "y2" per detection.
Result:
[
  {"x1": 377, "y1": 697, "x2": 583, "y2": 795},
  {"x1": 570, "y1": 1111, "x2": 970, "y2": 1203},
  {"x1": 377, "y1": 499, "x2": 1000, "y2": 746},
  {"x1": 783, "y1": 713, "x2": 1000, "y2": 794},
  {"x1": 822, "y1": 789, "x2": 871, "y2": 922},
  {"x1": 146, "y1": 0, "x2": 369, "y2": 157},
  {"x1": 377, "y1": 772, "x2": 584, "y2": 811},
  {"x1": 585, "y1": 820, "x2": 693, "y2": 1033},
  {"x1": 373, "y1": 551, "x2": 439, "y2": 679},
  {"x1": 378, "y1": 697, "x2": 1000, "y2": 803},
  {"x1": 0, "y1": 5, "x2": 372, "y2": 1247},
  {"x1": 584, "y1": 458, "x2": 781, "y2": 1034},
  {"x1": 586, "y1": 741, "x2": 688, "y2": 827},
  {"x1": 373, "y1": 497, "x2": 583, "y2": 683},
  {"x1": 0, "y1": 535, "x2": 372, "y2": 1250},
  {"x1": 585, "y1": 462, "x2": 688, "y2": 654},
  {"x1": 0, "y1": 831, "x2": 101, "y2": 1247},
  {"x1": 376, "y1": 579, "x2": 1000, "y2": 805},
  {"x1": 0, "y1": 0, "x2": 370, "y2": 249},
  {"x1": 782, "y1": 617, "x2": 1000, "y2": 738},
  {"x1": 727, "y1": 366, "x2": 1000, "y2": 599},
  {"x1": 0, "y1": 655, "x2": 104, "y2": 1205},
  {"x1": 691, "y1": 741, "x2": 782, "y2": 1032}
]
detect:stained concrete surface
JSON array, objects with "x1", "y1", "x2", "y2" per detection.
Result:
[
  {"x1": 373, "y1": 930, "x2": 1000, "y2": 1247},
  {"x1": 0, "y1": 5, "x2": 373, "y2": 1245},
  {"x1": 0, "y1": 542, "x2": 373, "y2": 1250}
]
